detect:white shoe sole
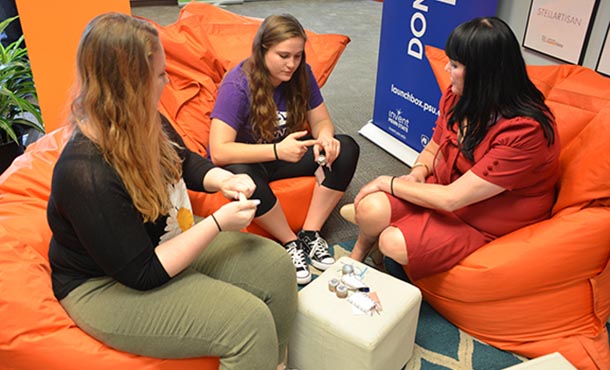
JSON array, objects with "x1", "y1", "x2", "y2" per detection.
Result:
[
  {"x1": 310, "y1": 258, "x2": 334, "y2": 271},
  {"x1": 296, "y1": 272, "x2": 312, "y2": 285}
]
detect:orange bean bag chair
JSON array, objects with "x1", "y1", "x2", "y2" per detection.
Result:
[
  {"x1": 0, "y1": 128, "x2": 219, "y2": 370},
  {"x1": 0, "y1": 4, "x2": 349, "y2": 369},
  {"x1": 149, "y1": 3, "x2": 351, "y2": 238},
  {"x1": 408, "y1": 45, "x2": 610, "y2": 370}
]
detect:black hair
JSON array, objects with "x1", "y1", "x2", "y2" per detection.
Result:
[{"x1": 444, "y1": 17, "x2": 555, "y2": 161}]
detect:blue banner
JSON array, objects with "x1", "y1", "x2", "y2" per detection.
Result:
[{"x1": 365, "y1": 0, "x2": 497, "y2": 163}]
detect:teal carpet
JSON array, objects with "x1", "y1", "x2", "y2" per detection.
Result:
[
  {"x1": 408, "y1": 301, "x2": 525, "y2": 369},
  {"x1": 307, "y1": 241, "x2": 523, "y2": 370}
]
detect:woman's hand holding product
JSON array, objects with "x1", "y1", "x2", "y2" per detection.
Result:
[
  {"x1": 275, "y1": 130, "x2": 317, "y2": 162},
  {"x1": 213, "y1": 192, "x2": 260, "y2": 232}
]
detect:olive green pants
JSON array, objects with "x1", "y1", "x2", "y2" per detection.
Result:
[{"x1": 61, "y1": 231, "x2": 297, "y2": 370}]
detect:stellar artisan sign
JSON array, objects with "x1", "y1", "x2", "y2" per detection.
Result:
[{"x1": 523, "y1": 0, "x2": 599, "y2": 64}]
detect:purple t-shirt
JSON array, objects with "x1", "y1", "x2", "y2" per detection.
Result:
[{"x1": 211, "y1": 61, "x2": 324, "y2": 144}]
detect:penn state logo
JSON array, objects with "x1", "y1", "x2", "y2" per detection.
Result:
[{"x1": 420, "y1": 135, "x2": 429, "y2": 147}]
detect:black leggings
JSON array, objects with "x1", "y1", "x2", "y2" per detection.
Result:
[{"x1": 225, "y1": 134, "x2": 359, "y2": 217}]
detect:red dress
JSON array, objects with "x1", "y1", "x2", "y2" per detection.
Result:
[{"x1": 389, "y1": 87, "x2": 561, "y2": 280}]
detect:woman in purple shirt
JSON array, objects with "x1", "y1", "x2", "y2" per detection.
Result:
[{"x1": 210, "y1": 14, "x2": 359, "y2": 285}]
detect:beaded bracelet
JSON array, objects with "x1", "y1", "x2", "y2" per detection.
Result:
[{"x1": 411, "y1": 161, "x2": 430, "y2": 176}]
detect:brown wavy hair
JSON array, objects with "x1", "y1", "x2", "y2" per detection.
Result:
[
  {"x1": 243, "y1": 14, "x2": 310, "y2": 143},
  {"x1": 70, "y1": 13, "x2": 181, "y2": 222}
]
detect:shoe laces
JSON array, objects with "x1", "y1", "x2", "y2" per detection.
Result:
[
  {"x1": 285, "y1": 241, "x2": 308, "y2": 270},
  {"x1": 307, "y1": 233, "x2": 331, "y2": 259}
]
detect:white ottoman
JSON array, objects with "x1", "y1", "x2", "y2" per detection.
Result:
[
  {"x1": 503, "y1": 353, "x2": 577, "y2": 369},
  {"x1": 288, "y1": 256, "x2": 422, "y2": 370}
]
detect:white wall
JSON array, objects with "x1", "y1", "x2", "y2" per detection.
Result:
[{"x1": 496, "y1": 0, "x2": 610, "y2": 70}]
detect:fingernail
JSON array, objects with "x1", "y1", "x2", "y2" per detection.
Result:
[{"x1": 252, "y1": 199, "x2": 261, "y2": 205}]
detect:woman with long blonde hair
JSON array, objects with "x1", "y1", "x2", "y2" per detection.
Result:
[{"x1": 48, "y1": 13, "x2": 297, "y2": 370}]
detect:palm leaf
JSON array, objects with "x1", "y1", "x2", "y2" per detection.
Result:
[{"x1": 0, "y1": 16, "x2": 44, "y2": 145}]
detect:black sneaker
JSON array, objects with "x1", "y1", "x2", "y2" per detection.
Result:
[
  {"x1": 283, "y1": 240, "x2": 311, "y2": 285},
  {"x1": 297, "y1": 230, "x2": 335, "y2": 271}
]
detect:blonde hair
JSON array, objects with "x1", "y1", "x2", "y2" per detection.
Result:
[
  {"x1": 244, "y1": 14, "x2": 309, "y2": 143},
  {"x1": 70, "y1": 13, "x2": 181, "y2": 222}
]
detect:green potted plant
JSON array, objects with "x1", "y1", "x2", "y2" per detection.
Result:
[{"x1": 0, "y1": 15, "x2": 44, "y2": 173}]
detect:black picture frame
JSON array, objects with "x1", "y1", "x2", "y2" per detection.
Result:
[
  {"x1": 596, "y1": 25, "x2": 610, "y2": 77},
  {"x1": 523, "y1": 0, "x2": 600, "y2": 65}
]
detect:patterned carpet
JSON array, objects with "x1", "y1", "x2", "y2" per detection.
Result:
[
  {"x1": 406, "y1": 301, "x2": 526, "y2": 370},
  {"x1": 307, "y1": 241, "x2": 528, "y2": 370}
]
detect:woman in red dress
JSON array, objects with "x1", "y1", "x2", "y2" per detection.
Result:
[{"x1": 349, "y1": 17, "x2": 560, "y2": 280}]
